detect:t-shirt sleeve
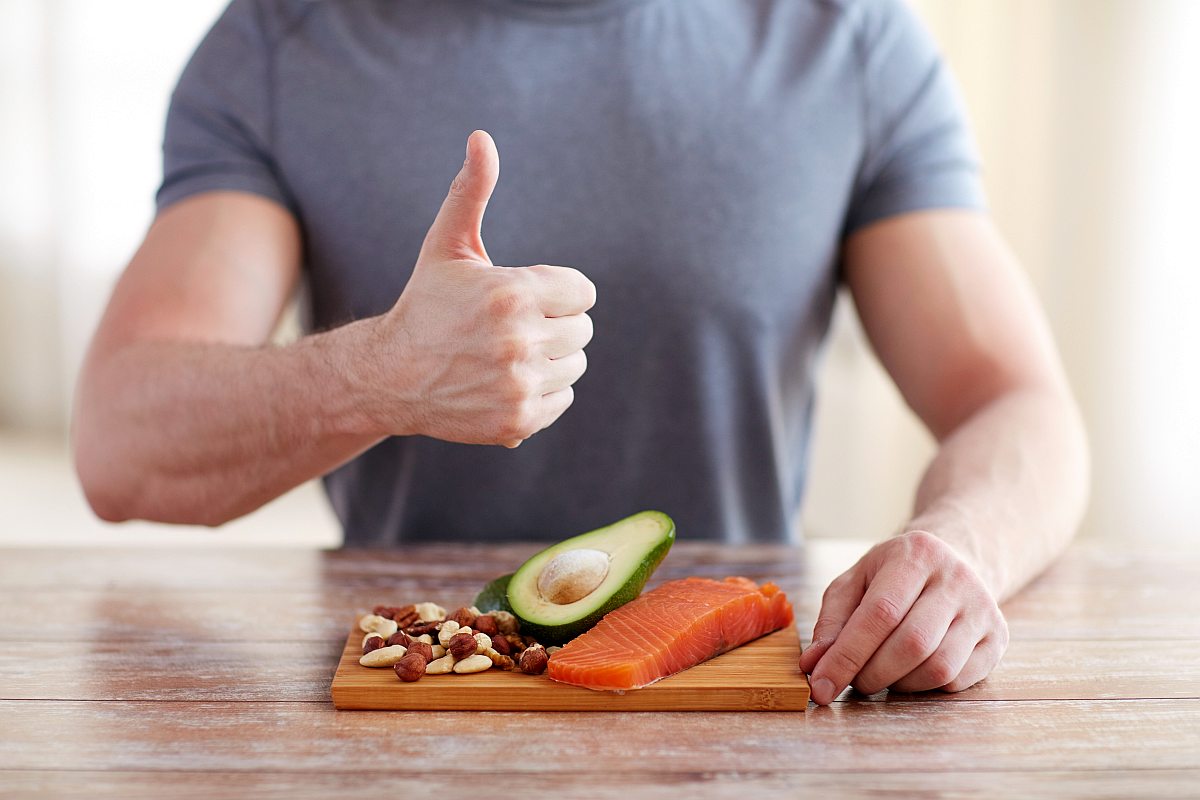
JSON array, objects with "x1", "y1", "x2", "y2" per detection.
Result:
[
  {"x1": 156, "y1": 0, "x2": 295, "y2": 214},
  {"x1": 843, "y1": 0, "x2": 985, "y2": 236}
]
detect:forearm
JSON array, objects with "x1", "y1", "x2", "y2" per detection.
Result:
[
  {"x1": 904, "y1": 385, "x2": 1090, "y2": 601},
  {"x1": 74, "y1": 318, "x2": 386, "y2": 525}
]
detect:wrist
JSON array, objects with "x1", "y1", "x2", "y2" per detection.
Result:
[{"x1": 304, "y1": 315, "x2": 413, "y2": 440}]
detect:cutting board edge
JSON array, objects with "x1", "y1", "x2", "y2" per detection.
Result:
[{"x1": 331, "y1": 622, "x2": 810, "y2": 711}]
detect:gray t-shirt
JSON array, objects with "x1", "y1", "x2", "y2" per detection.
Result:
[{"x1": 158, "y1": 0, "x2": 983, "y2": 544}]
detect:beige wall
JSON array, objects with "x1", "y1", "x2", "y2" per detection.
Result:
[{"x1": 804, "y1": 0, "x2": 1200, "y2": 543}]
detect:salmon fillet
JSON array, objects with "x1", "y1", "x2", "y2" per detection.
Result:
[{"x1": 546, "y1": 576, "x2": 794, "y2": 691}]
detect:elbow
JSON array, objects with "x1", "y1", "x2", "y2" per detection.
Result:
[
  {"x1": 73, "y1": 427, "x2": 136, "y2": 523},
  {"x1": 72, "y1": 369, "x2": 230, "y2": 527},
  {"x1": 75, "y1": 447, "x2": 236, "y2": 528}
]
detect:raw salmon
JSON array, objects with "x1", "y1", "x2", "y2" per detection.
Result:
[{"x1": 546, "y1": 576, "x2": 794, "y2": 691}]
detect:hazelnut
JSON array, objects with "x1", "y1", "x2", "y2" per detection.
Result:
[
  {"x1": 473, "y1": 615, "x2": 499, "y2": 637},
  {"x1": 407, "y1": 641, "x2": 434, "y2": 664},
  {"x1": 448, "y1": 632, "x2": 478, "y2": 661},
  {"x1": 519, "y1": 643, "x2": 549, "y2": 675},
  {"x1": 394, "y1": 653, "x2": 427, "y2": 682},
  {"x1": 491, "y1": 634, "x2": 512, "y2": 656},
  {"x1": 386, "y1": 631, "x2": 411, "y2": 648},
  {"x1": 450, "y1": 607, "x2": 477, "y2": 628},
  {"x1": 362, "y1": 634, "x2": 386, "y2": 655}
]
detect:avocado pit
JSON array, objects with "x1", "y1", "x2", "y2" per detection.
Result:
[{"x1": 537, "y1": 548, "x2": 611, "y2": 605}]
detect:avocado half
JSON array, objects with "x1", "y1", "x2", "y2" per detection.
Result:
[{"x1": 505, "y1": 510, "x2": 675, "y2": 644}]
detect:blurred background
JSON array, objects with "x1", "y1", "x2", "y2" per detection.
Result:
[{"x1": 0, "y1": 0, "x2": 1197, "y2": 548}]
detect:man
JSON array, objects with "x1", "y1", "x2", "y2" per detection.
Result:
[{"x1": 73, "y1": 0, "x2": 1088, "y2": 705}]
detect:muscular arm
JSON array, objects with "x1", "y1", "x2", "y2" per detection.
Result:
[
  {"x1": 74, "y1": 192, "x2": 383, "y2": 524},
  {"x1": 800, "y1": 209, "x2": 1089, "y2": 702},
  {"x1": 75, "y1": 131, "x2": 595, "y2": 526}
]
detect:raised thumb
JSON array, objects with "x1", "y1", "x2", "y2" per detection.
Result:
[{"x1": 419, "y1": 130, "x2": 499, "y2": 264}]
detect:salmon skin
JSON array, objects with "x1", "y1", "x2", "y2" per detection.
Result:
[{"x1": 546, "y1": 576, "x2": 794, "y2": 691}]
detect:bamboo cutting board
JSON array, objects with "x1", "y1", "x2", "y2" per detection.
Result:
[{"x1": 331, "y1": 624, "x2": 809, "y2": 711}]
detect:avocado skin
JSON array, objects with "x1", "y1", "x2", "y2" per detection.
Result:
[
  {"x1": 473, "y1": 573, "x2": 514, "y2": 614},
  {"x1": 508, "y1": 512, "x2": 676, "y2": 645}
]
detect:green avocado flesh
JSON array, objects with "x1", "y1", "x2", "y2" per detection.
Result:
[
  {"x1": 473, "y1": 573, "x2": 514, "y2": 614},
  {"x1": 505, "y1": 510, "x2": 675, "y2": 645}
]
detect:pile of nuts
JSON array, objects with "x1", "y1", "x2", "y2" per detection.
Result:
[{"x1": 357, "y1": 602, "x2": 555, "y2": 683}]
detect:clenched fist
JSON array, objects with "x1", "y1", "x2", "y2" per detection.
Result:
[{"x1": 363, "y1": 130, "x2": 595, "y2": 447}]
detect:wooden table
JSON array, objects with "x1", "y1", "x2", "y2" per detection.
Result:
[{"x1": 1, "y1": 539, "x2": 1197, "y2": 798}]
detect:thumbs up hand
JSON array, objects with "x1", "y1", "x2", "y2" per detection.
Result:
[{"x1": 371, "y1": 131, "x2": 596, "y2": 447}]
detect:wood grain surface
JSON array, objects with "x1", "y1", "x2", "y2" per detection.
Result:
[
  {"x1": 1, "y1": 540, "x2": 1198, "y2": 799},
  {"x1": 332, "y1": 625, "x2": 809, "y2": 710}
]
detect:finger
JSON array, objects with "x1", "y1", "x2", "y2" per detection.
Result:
[
  {"x1": 539, "y1": 313, "x2": 593, "y2": 359},
  {"x1": 890, "y1": 619, "x2": 981, "y2": 694},
  {"x1": 420, "y1": 130, "x2": 499, "y2": 264},
  {"x1": 503, "y1": 386, "x2": 577, "y2": 448},
  {"x1": 808, "y1": 562, "x2": 926, "y2": 704},
  {"x1": 799, "y1": 571, "x2": 866, "y2": 676},
  {"x1": 535, "y1": 386, "x2": 575, "y2": 432},
  {"x1": 539, "y1": 350, "x2": 587, "y2": 393},
  {"x1": 524, "y1": 264, "x2": 597, "y2": 317},
  {"x1": 849, "y1": 593, "x2": 956, "y2": 696},
  {"x1": 940, "y1": 635, "x2": 1005, "y2": 693}
]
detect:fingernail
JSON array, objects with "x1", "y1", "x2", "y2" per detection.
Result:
[{"x1": 813, "y1": 677, "x2": 836, "y2": 705}]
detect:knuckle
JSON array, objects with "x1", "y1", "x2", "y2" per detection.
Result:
[
  {"x1": 571, "y1": 349, "x2": 588, "y2": 380},
  {"x1": 898, "y1": 627, "x2": 938, "y2": 661},
  {"x1": 578, "y1": 313, "x2": 595, "y2": 345},
  {"x1": 868, "y1": 594, "x2": 907, "y2": 629},
  {"x1": 904, "y1": 530, "x2": 945, "y2": 559},
  {"x1": 823, "y1": 647, "x2": 865, "y2": 681},
  {"x1": 994, "y1": 615, "x2": 1011, "y2": 647},
  {"x1": 922, "y1": 651, "x2": 958, "y2": 687},
  {"x1": 947, "y1": 560, "x2": 978, "y2": 586},
  {"x1": 811, "y1": 616, "x2": 841, "y2": 640},
  {"x1": 485, "y1": 287, "x2": 526, "y2": 319},
  {"x1": 496, "y1": 335, "x2": 533, "y2": 366},
  {"x1": 553, "y1": 385, "x2": 575, "y2": 413},
  {"x1": 501, "y1": 369, "x2": 536, "y2": 404},
  {"x1": 575, "y1": 272, "x2": 597, "y2": 308},
  {"x1": 516, "y1": 402, "x2": 542, "y2": 438},
  {"x1": 822, "y1": 573, "x2": 852, "y2": 603},
  {"x1": 499, "y1": 401, "x2": 537, "y2": 441},
  {"x1": 942, "y1": 671, "x2": 981, "y2": 693}
]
